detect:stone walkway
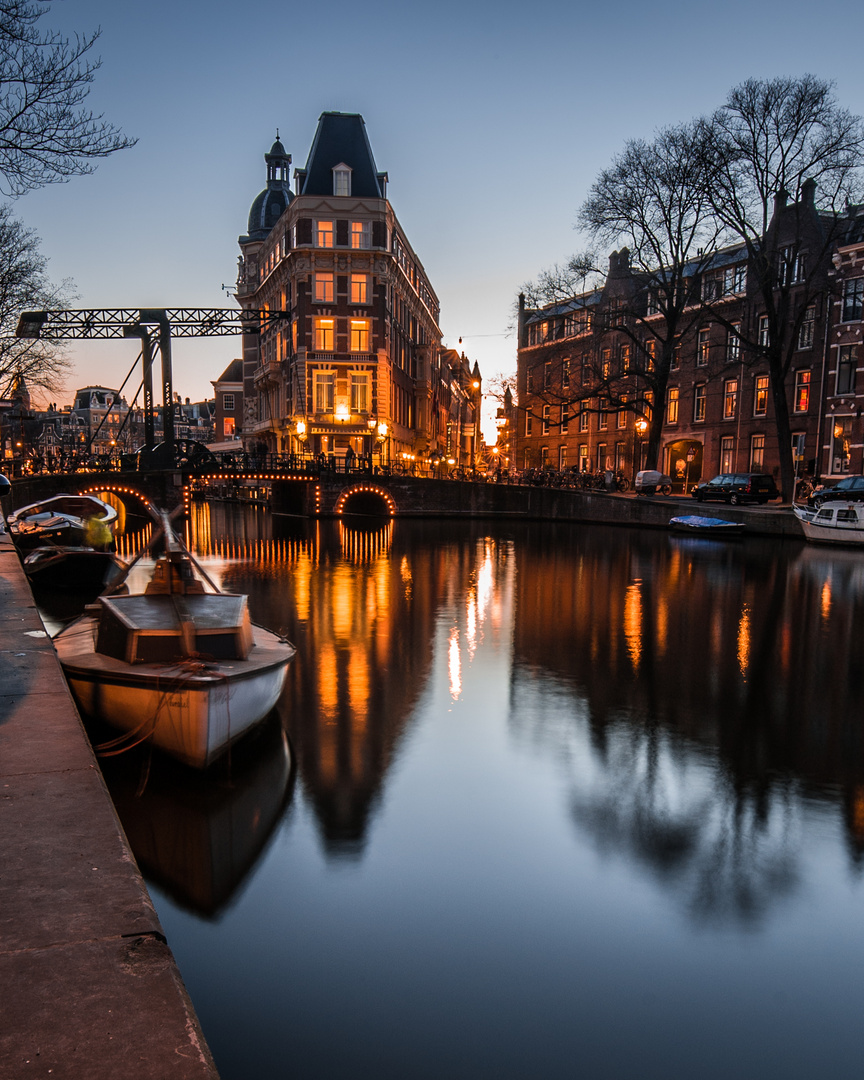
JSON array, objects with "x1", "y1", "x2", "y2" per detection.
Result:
[{"x1": 0, "y1": 532, "x2": 219, "y2": 1079}]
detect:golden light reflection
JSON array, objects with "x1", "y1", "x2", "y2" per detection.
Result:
[
  {"x1": 317, "y1": 643, "x2": 339, "y2": 724},
  {"x1": 331, "y1": 566, "x2": 355, "y2": 641},
  {"x1": 624, "y1": 582, "x2": 643, "y2": 671},
  {"x1": 448, "y1": 626, "x2": 462, "y2": 700},
  {"x1": 821, "y1": 581, "x2": 832, "y2": 621},
  {"x1": 737, "y1": 603, "x2": 751, "y2": 678},
  {"x1": 656, "y1": 596, "x2": 668, "y2": 658}
]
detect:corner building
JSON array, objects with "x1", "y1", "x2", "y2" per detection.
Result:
[{"x1": 237, "y1": 113, "x2": 476, "y2": 465}]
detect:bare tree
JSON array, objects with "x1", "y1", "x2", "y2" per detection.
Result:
[
  {"x1": 0, "y1": 202, "x2": 72, "y2": 393},
  {"x1": 0, "y1": 0, "x2": 135, "y2": 196},
  {"x1": 700, "y1": 76, "x2": 864, "y2": 497},
  {"x1": 577, "y1": 122, "x2": 728, "y2": 470}
]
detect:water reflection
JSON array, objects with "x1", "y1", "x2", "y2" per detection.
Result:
[
  {"x1": 98, "y1": 716, "x2": 293, "y2": 918},
  {"x1": 185, "y1": 507, "x2": 864, "y2": 886}
]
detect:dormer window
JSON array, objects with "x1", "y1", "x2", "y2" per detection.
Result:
[{"x1": 333, "y1": 163, "x2": 352, "y2": 197}]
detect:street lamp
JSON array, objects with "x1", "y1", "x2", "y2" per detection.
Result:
[{"x1": 635, "y1": 418, "x2": 648, "y2": 477}]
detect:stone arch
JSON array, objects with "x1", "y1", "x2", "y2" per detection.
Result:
[{"x1": 334, "y1": 484, "x2": 396, "y2": 517}]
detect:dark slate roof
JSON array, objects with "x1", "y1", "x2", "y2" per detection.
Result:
[
  {"x1": 214, "y1": 359, "x2": 243, "y2": 384},
  {"x1": 524, "y1": 290, "x2": 603, "y2": 325},
  {"x1": 245, "y1": 186, "x2": 292, "y2": 240},
  {"x1": 298, "y1": 112, "x2": 384, "y2": 198}
]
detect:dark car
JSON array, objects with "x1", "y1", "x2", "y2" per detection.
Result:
[
  {"x1": 692, "y1": 473, "x2": 780, "y2": 505},
  {"x1": 808, "y1": 474, "x2": 864, "y2": 508}
]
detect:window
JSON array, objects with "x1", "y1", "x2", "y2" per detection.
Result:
[
  {"x1": 724, "y1": 265, "x2": 746, "y2": 294},
  {"x1": 333, "y1": 165, "x2": 351, "y2": 196},
  {"x1": 601, "y1": 349, "x2": 611, "y2": 378},
  {"x1": 351, "y1": 221, "x2": 372, "y2": 249},
  {"x1": 646, "y1": 289, "x2": 661, "y2": 315},
  {"x1": 842, "y1": 278, "x2": 864, "y2": 322},
  {"x1": 542, "y1": 404, "x2": 550, "y2": 435},
  {"x1": 350, "y1": 274, "x2": 369, "y2": 304},
  {"x1": 778, "y1": 246, "x2": 805, "y2": 286},
  {"x1": 314, "y1": 318, "x2": 334, "y2": 351},
  {"x1": 697, "y1": 328, "x2": 710, "y2": 366},
  {"x1": 540, "y1": 447, "x2": 549, "y2": 468},
  {"x1": 222, "y1": 393, "x2": 235, "y2": 412},
  {"x1": 316, "y1": 220, "x2": 334, "y2": 248},
  {"x1": 314, "y1": 273, "x2": 334, "y2": 303},
  {"x1": 798, "y1": 305, "x2": 815, "y2": 349},
  {"x1": 794, "y1": 370, "x2": 811, "y2": 413},
  {"x1": 832, "y1": 418, "x2": 851, "y2": 473},
  {"x1": 666, "y1": 387, "x2": 679, "y2": 424},
  {"x1": 314, "y1": 371, "x2": 334, "y2": 412},
  {"x1": 750, "y1": 434, "x2": 765, "y2": 471},
  {"x1": 837, "y1": 344, "x2": 857, "y2": 394},
  {"x1": 645, "y1": 339, "x2": 655, "y2": 371},
  {"x1": 758, "y1": 316, "x2": 770, "y2": 348},
  {"x1": 597, "y1": 443, "x2": 608, "y2": 470},
  {"x1": 562, "y1": 359, "x2": 570, "y2": 389},
  {"x1": 525, "y1": 412, "x2": 533, "y2": 436},
  {"x1": 527, "y1": 369, "x2": 534, "y2": 392},
  {"x1": 754, "y1": 375, "x2": 769, "y2": 416},
  {"x1": 560, "y1": 406, "x2": 569, "y2": 434},
  {"x1": 702, "y1": 274, "x2": 721, "y2": 302},
  {"x1": 720, "y1": 436, "x2": 734, "y2": 473},
  {"x1": 694, "y1": 384, "x2": 706, "y2": 422},
  {"x1": 621, "y1": 344, "x2": 630, "y2": 372},
  {"x1": 350, "y1": 319, "x2": 370, "y2": 353},
  {"x1": 617, "y1": 401, "x2": 627, "y2": 429},
  {"x1": 615, "y1": 442, "x2": 626, "y2": 471},
  {"x1": 672, "y1": 343, "x2": 681, "y2": 370},
  {"x1": 727, "y1": 322, "x2": 741, "y2": 362},
  {"x1": 724, "y1": 378, "x2": 738, "y2": 419},
  {"x1": 558, "y1": 446, "x2": 567, "y2": 470},
  {"x1": 579, "y1": 405, "x2": 589, "y2": 432},
  {"x1": 598, "y1": 404, "x2": 608, "y2": 430},
  {"x1": 223, "y1": 417, "x2": 235, "y2": 438},
  {"x1": 350, "y1": 373, "x2": 369, "y2": 413},
  {"x1": 579, "y1": 445, "x2": 589, "y2": 470},
  {"x1": 544, "y1": 361, "x2": 552, "y2": 389}
]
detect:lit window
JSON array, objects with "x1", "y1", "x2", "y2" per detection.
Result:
[
  {"x1": 350, "y1": 373, "x2": 369, "y2": 413},
  {"x1": 316, "y1": 220, "x2": 334, "y2": 248},
  {"x1": 601, "y1": 350, "x2": 611, "y2": 378},
  {"x1": 314, "y1": 372, "x2": 334, "y2": 413},
  {"x1": 314, "y1": 273, "x2": 334, "y2": 303},
  {"x1": 621, "y1": 344, "x2": 630, "y2": 371},
  {"x1": 350, "y1": 319, "x2": 370, "y2": 353},
  {"x1": 223, "y1": 417, "x2": 235, "y2": 437},
  {"x1": 794, "y1": 370, "x2": 810, "y2": 413},
  {"x1": 724, "y1": 378, "x2": 738, "y2": 419},
  {"x1": 754, "y1": 375, "x2": 769, "y2": 416},
  {"x1": 350, "y1": 274, "x2": 369, "y2": 304},
  {"x1": 351, "y1": 221, "x2": 372, "y2": 249},
  {"x1": 314, "y1": 318, "x2": 334, "y2": 351},
  {"x1": 697, "y1": 328, "x2": 710, "y2": 366},
  {"x1": 720, "y1": 436, "x2": 734, "y2": 473},
  {"x1": 666, "y1": 387, "x2": 679, "y2": 424}
]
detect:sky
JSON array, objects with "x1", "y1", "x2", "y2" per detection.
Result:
[{"x1": 14, "y1": 0, "x2": 864, "y2": 438}]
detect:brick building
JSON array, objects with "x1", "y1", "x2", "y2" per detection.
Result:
[
  {"x1": 514, "y1": 186, "x2": 864, "y2": 491},
  {"x1": 236, "y1": 114, "x2": 481, "y2": 467}
]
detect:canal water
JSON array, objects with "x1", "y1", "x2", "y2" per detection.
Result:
[{"x1": 89, "y1": 505, "x2": 864, "y2": 1079}]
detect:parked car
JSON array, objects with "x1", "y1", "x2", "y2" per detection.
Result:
[
  {"x1": 807, "y1": 475, "x2": 864, "y2": 508},
  {"x1": 692, "y1": 473, "x2": 779, "y2": 505},
  {"x1": 635, "y1": 470, "x2": 673, "y2": 496}
]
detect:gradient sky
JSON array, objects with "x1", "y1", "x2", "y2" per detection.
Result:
[{"x1": 15, "y1": 0, "x2": 864, "y2": 435}]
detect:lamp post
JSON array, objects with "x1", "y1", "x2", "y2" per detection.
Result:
[{"x1": 635, "y1": 417, "x2": 648, "y2": 480}]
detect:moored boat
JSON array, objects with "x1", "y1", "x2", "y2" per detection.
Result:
[
  {"x1": 8, "y1": 493, "x2": 118, "y2": 550},
  {"x1": 793, "y1": 502, "x2": 864, "y2": 545},
  {"x1": 24, "y1": 546, "x2": 127, "y2": 592},
  {"x1": 669, "y1": 515, "x2": 745, "y2": 537},
  {"x1": 53, "y1": 515, "x2": 296, "y2": 768}
]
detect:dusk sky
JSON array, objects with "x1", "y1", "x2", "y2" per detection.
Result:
[{"x1": 16, "y1": 0, "x2": 864, "y2": 433}]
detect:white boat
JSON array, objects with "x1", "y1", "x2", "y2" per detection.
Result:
[
  {"x1": 793, "y1": 502, "x2": 864, "y2": 545},
  {"x1": 54, "y1": 517, "x2": 296, "y2": 768},
  {"x1": 8, "y1": 493, "x2": 118, "y2": 550}
]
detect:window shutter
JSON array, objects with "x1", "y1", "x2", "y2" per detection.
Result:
[
  {"x1": 297, "y1": 218, "x2": 312, "y2": 245},
  {"x1": 336, "y1": 220, "x2": 349, "y2": 246},
  {"x1": 372, "y1": 221, "x2": 386, "y2": 248}
]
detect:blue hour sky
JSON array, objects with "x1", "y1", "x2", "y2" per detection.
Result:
[{"x1": 15, "y1": 0, "x2": 864, "y2": 431}]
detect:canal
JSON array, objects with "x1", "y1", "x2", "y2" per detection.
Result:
[{"x1": 81, "y1": 505, "x2": 864, "y2": 1078}]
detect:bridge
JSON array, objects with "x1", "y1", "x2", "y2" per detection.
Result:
[{"x1": 3, "y1": 464, "x2": 806, "y2": 538}]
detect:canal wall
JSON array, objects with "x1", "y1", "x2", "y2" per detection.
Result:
[{"x1": 0, "y1": 531, "x2": 219, "y2": 1079}]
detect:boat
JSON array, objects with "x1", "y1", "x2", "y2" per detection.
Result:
[
  {"x1": 7, "y1": 493, "x2": 118, "y2": 550},
  {"x1": 23, "y1": 546, "x2": 128, "y2": 592},
  {"x1": 669, "y1": 515, "x2": 745, "y2": 537},
  {"x1": 793, "y1": 502, "x2": 864, "y2": 545},
  {"x1": 53, "y1": 514, "x2": 296, "y2": 768}
]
